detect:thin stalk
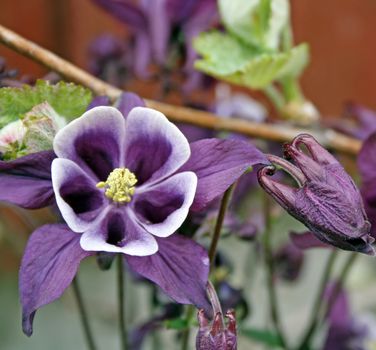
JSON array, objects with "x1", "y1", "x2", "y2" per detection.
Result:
[
  {"x1": 72, "y1": 277, "x2": 97, "y2": 350},
  {"x1": 117, "y1": 255, "x2": 128, "y2": 350},
  {"x1": 180, "y1": 305, "x2": 195, "y2": 350},
  {"x1": 262, "y1": 194, "x2": 289, "y2": 349},
  {"x1": 296, "y1": 250, "x2": 338, "y2": 350},
  {"x1": 263, "y1": 84, "x2": 285, "y2": 111},
  {"x1": 208, "y1": 184, "x2": 236, "y2": 267}
]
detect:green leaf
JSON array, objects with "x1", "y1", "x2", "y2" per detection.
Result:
[
  {"x1": 194, "y1": 31, "x2": 309, "y2": 89},
  {"x1": 218, "y1": 0, "x2": 289, "y2": 50},
  {"x1": 241, "y1": 328, "x2": 283, "y2": 347},
  {"x1": 164, "y1": 318, "x2": 190, "y2": 331},
  {"x1": 0, "y1": 80, "x2": 92, "y2": 128}
]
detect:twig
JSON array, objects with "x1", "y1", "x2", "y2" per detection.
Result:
[
  {"x1": 0, "y1": 24, "x2": 361, "y2": 155},
  {"x1": 117, "y1": 255, "x2": 128, "y2": 350}
]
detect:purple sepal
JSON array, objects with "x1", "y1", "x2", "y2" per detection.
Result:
[
  {"x1": 290, "y1": 231, "x2": 331, "y2": 250},
  {"x1": 20, "y1": 224, "x2": 93, "y2": 336},
  {"x1": 87, "y1": 95, "x2": 111, "y2": 110},
  {"x1": 259, "y1": 134, "x2": 374, "y2": 255},
  {"x1": 180, "y1": 138, "x2": 270, "y2": 211},
  {"x1": 125, "y1": 234, "x2": 210, "y2": 311},
  {"x1": 116, "y1": 92, "x2": 145, "y2": 116},
  {"x1": 0, "y1": 150, "x2": 55, "y2": 209}
]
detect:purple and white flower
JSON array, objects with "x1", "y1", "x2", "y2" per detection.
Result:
[{"x1": 19, "y1": 100, "x2": 269, "y2": 336}]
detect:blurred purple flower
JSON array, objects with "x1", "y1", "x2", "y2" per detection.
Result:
[
  {"x1": 18, "y1": 95, "x2": 269, "y2": 336},
  {"x1": 196, "y1": 283, "x2": 237, "y2": 350},
  {"x1": 91, "y1": 0, "x2": 218, "y2": 91},
  {"x1": 323, "y1": 282, "x2": 368, "y2": 350},
  {"x1": 88, "y1": 34, "x2": 131, "y2": 86},
  {"x1": 357, "y1": 131, "x2": 376, "y2": 239},
  {"x1": 326, "y1": 102, "x2": 376, "y2": 141},
  {"x1": 290, "y1": 231, "x2": 331, "y2": 250},
  {"x1": 258, "y1": 134, "x2": 374, "y2": 255},
  {"x1": 274, "y1": 241, "x2": 304, "y2": 282}
]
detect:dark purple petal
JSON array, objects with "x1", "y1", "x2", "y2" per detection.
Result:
[
  {"x1": 143, "y1": 0, "x2": 170, "y2": 64},
  {"x1": 125, "y1": 234, "x2": 210, "y2": 310},
  {"x1": 20, "y1": 224, "x2": 93, "y2": 336},
  {"x1": 133, "y1": 171, "x2": 197, "y2": 237},
  {"x1": 124, "y1": 107, "x2": 190, "y2": 185},
  {"x1": 87, "y1": 95, "x2": 111, "y2": 110},
  {"x1": 91, "y1": 0, "x2": 147, "y2": 29},
  {"x1": 80, "y1": 208, "x2": 158, "y2": 256},
  {"x1": 116, "y1": 92, "x2": 145, "y2": 116},
  {"x1": 52, "y1": 158, "x2": 106, "y2": 233},
  {"x1": 0, "y1": 150, "x2": 55, "y2": 209},
  {"x1": 290, "y1": 231, "x2": 330, "y2": 249},
  {"x1": 54, "y1": 106, "x2": 125, "y2": 181},
  {"x1": 358, "y1": 131, "x2": 376, "y2": 185},
  {"x1": 181, "y1": 139, "x2": 269, "y2": 211}
]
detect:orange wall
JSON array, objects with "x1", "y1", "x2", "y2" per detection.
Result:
[{"x1": 0, "y1": 0, "x2": 376, "y2": 116}]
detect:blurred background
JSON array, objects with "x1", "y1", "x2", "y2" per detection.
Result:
[
  {"x1": 1, "y1": 1, "x2": 376, "y2": 349},
  {"x1": 1, "y1": 0, "x2": 376, "y2": 115}
]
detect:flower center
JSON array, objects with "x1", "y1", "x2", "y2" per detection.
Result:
[{"x1": 96, "y1": 168, "x2": 137, "y2": 204}]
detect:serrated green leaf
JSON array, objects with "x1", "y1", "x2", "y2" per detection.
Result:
[
  {"x1": 241, "y1": 328, "x2": 283, "y2": 347},
  {"x1": 0, "y1": 80, "x2": 92, "y2": 128},
  {"x1": 194, "y1": 32, "x2": 309, "y2": 89}
]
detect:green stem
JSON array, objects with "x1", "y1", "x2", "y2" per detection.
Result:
[
  {"x1": 262, "y1": 194, "x2": 289, "y2": 349},
  {"x1": 117, "y1": 255, "x2": 128, "y2": 350},
  {"x1": 296, "y1": 250, "x2": 338, "y2": 350},
  {"x1": 263, "y1": 85, "x2": 285, "y2": 111},
  {"x1": 180, "y1": 305, "x2": 195, "y2": 350},
  {"x1": 72, "y1": 277, "x2": 97, "y2": 350},
  {"x1": 208, "y1": 184, "x2": 236, "y2": 267}
]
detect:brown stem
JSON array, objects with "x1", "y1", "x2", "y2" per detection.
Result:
[{"x1": 0, "y1": 24, "x2": 361, "y2": 155}]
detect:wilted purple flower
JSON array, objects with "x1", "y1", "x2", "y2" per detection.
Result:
[
  {"x1": 357, "y1": 131, "x2": 376, "y2": 239},
  {"x1": 258, "y1": 134, "x2": 374, "y2": 255},
  {"x1": 323, "y1": 282, "x2": 368, "y2": 350},
  {"x1": 91, "y1": 0, "x2": 218, "y2": 91},
  {"x1": 274, "y1": 241, "x2": 304, "y2": 282},
  {"x1": 18, "y1": 95, "x2": 269, "y2": 335},
  {"x1": 326, "y1": 102, "x2": 376, "y2": 141},
  {"x1": 88, "y1": 34, "x2": 130, "y2": 86},
  {"x1": 196, "y1": 283, "x2": 237, "y2": 350}
]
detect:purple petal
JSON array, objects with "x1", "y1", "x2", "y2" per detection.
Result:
[
  {"x1": 20, "y1": 224, "x2": 93, "y2": 336},
  {"x1": 290, "y1": 231, "x2": 330, "y2": 250},
  {"x1": 125, "y1": 234, "x2": 210, "y2": 310},
  {"x1": 52, "y1": 158, "x2": 106, "y2": 232},
  {"x1": 0, "y1": 150, "x2": 55, "y2": 209},
  {"x1": 133, "y1": 171, "x2": 197, "y2": 237},
  {"x1": 124, "y1": 107, "x2": 190, "y2": 185},
  {"x1": 142, "y1": 0, "x2": 170, "y2": 64},
  {"x1": 116, "y1": 92, "x2": 145, "y2": 116},
  {"x1": 91, "y1": 0, "x2": 147, "y2": 29},
  {"x1": 181, "y1": 138, "x2": 269, "y2": 211},
  {"x1": 87, "y1": 95, "x2": 111, "y2": 110},
  {"x1": 133, "y1": 31, "x2": 153, "y2": 78},
  {"x1": 358, "y1": 131, "x2": 376, "y2": 185},
  {"x1": 80, "y1": 208, "x2": 158, "y2": 256},
  {"x1": 54, "y1": 106, "x2": 125, "y2": 181}
]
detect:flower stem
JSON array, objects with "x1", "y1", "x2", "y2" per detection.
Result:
[
  {"x1": 72, "y1": 277, "x2": 97, "y2": 350},
  {"x1": 117, "y1": 255, "x2": 128, "y2": 350},
  {"x1": 296, "y1": 250, "x2": 338, "y2": 350},
  {"x1": 262, "y1": 194, "x2": 289, "y2": 349},
  {"x1": 180, "y1": 305, "x2": 195, "y2": 350},
  {"x1": 263, "y1": 85, "x2": 285, "y2": 111},
  {"x1": 208, "y1": 184, "x2": 236, "y2": 267}
]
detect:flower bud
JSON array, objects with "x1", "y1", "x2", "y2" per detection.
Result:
[{"x1": 258, "y1": 134, "x2": 374, "y2": 255}]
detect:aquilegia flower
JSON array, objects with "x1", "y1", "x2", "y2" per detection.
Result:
[
  {"x1": 196, "y1": 283, "x2": 237, "y2": 350},
  {"x1": 258, "y1": 134, "x2": 374, "y2": 255},
  {"x1": 18, "y1": 99, "x2": 269, "y2": 336}
]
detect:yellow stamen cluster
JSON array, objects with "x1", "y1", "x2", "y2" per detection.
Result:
[{"x1": 96, "y1": 168, "x2": 137, "y2": 204}]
